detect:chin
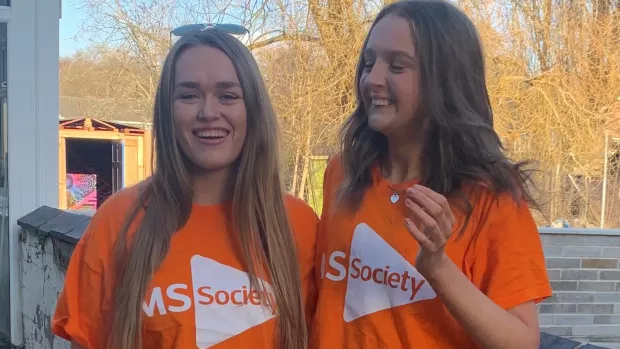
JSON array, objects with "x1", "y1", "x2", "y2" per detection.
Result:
[
  {"x1": 367, "y1": 115, "x2": 392, "y2": 134},
  {"x1": 192, "y1": 157, "x2": 238, "y2": 173}
]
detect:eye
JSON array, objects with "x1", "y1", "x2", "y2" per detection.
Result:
[
  {"x1": 390, "y1": 64, "x2": 405, "y2": 73},
  {"x1": 362, "y1": 59, "x2": 374, "y2": 71},
  {"x1": 179, "y1": 93, "x2": 199, "y2": 100},
  {"x1": 219, "y1": 93, "x2": 240, "y2": 102}
]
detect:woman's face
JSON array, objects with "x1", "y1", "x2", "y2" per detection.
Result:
[
  {"x1": 173, "y1": 45, "x2": 247, "y2": 172},
  {"x1": 360, "y1": 14, "x2": 420, "y2": 140}
]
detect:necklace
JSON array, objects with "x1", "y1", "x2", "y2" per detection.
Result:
[
  {"x1": 390, "y1": 192, "x2": 400, "y2": 204},
  {"x1": 380, "y1": 165, "x2": 419, "y2": 204},
  {"x1": 387, "y1": 185, "x2": 407, "y2": 204}
]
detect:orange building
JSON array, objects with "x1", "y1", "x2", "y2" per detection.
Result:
[{"x1": 58, "y1": 117, "x2": 152, "y2": 210}]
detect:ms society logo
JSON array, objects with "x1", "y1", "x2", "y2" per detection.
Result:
[
  {"x1": 321, "y1": 223, "x2": 437, "y2": 322},
  {"x1": 142, "y1": 256, "x2": 276, "y2": 349}
]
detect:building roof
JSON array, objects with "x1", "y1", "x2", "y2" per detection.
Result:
[
  {"x1": 59, "y1": 95, "x2": 152, "y2": 128},
  {"x1": 59, "y1": 117, "x2": 146, "y2": 135}
]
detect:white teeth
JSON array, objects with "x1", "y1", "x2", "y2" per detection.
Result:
[
  {"x1": 372, "y1": 99, "x2": 391, "y2": 106},
  {"x1": 195, "y1": 129, "x2": 229, "y2": 138}
]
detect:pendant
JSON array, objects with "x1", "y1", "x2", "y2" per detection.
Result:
[{"x1": 390, "y1": 193, "x2": 400, "y2": 204}]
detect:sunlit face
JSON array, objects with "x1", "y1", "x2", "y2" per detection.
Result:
[
  {"x1": 361, "y1": 14, "x2": 420, "y2": 140},
  {"x1": 173, "y1": 46, "x2": 247, "y2": 172}
]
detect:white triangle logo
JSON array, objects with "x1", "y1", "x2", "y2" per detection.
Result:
[
  {"x1": 191, "y1": 255, "x2": 276, "y2": 348},
  {"x1": 344, "y1": 223, "x2": 437, "y2": 322}
]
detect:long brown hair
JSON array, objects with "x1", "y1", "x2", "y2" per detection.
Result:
[
  {"x1": 107, "y1": 29, "x2": 307, "y2": 349},
  {"x1": 339, "y1": 0, "x2": 539, "y2": 231}
]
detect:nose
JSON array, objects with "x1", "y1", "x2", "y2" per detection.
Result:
[
  {"x1": 365, "y1": 62, "x2": 387, "y2": 89},
  {"x1": 198, "y1": 95, "x2": 219, "y2": 120}
]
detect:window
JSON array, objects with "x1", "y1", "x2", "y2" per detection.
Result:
[{"x1": 0, "y1": 1, "x2": 8, "y2": 7}]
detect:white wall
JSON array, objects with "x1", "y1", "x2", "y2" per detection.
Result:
[{"x1": 5, "y1": 0, "x2": 61, "y2": 343}]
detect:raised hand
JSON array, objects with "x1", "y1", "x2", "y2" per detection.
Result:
[{"x1": 403, "y1": 184, "x2": 456, "y2": 279}]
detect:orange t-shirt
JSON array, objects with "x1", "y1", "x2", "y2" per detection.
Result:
[
  {"x1": 52, "y1": 185, "x2": 319, "y2": 349},
  {"x1": 311, "y1": 155, "x2": 552, "y2": 348}
]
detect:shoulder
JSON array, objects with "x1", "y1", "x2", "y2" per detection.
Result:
[
  {"x1": 320, "y1": 153, "x2": 345, "y2": 209},
  {"x1": 77, "y1": 181, "x2": 146, "y2": 260},
  {"x1": 284, "y1": 193, "x2": 319, "y2": 225},
  {"x1": 466, "y1": 185, "x2": 534, "y2": 226},
  {"x1": 459, "y1": 184, "x2": 540, "y2": 252},
  {"x1": 283, "y1": 194, "x2": 319, "y2": 250},
  {"x1": 324, "y1": 152, "x2": 344, "y2": 184}
]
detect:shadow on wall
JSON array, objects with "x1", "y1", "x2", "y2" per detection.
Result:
[
  {"x1": 10, "y1": 206, "x2": 619, "y2": 349},
  {"x1": 0, "y1": 332, "x2": 22, "y2": 349}
]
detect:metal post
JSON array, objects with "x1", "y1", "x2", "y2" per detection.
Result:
[{"x1": 601, "y1": 131, "x2": 609, "y2": 228}]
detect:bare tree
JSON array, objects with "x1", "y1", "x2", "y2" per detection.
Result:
[
  {"x1": 60, "y1": 46, "x2": 154, "y2": 123},
  {"x1": 65, "y1": 0, "x2": 620, "y2": 226}
]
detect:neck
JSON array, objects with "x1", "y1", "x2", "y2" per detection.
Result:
[
  {"x1": 384, "y1": 137, "x2": 421, "y2": 184},
  {"x1": 191, "y1": 166, "x2": 235, "y2": 206}
]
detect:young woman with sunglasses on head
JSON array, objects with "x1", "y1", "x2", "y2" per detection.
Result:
[
  {"x1": 52, "y1": 27, "x2": 317, "y2": 349},
  {"x1": 311, "y1": 1, "x2": 552, "y2": 348}
]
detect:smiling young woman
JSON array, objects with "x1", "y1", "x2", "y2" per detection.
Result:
[
  {"x1": 51, "y1": 28, "x2": 318, "y2": 349},
  {"x1": 311, "y1": 1, "x2": 552, "y2": 348}
]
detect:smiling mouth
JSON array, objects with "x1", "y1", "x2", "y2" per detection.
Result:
[
  {"x1": 371, "y1": 98, "x2": 394, "y2": 106},
  {"x1": 192, "y1": 129, "x2": 230, "y2": 140}
]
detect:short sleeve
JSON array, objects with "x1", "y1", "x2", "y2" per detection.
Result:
[
  {"x1": 470, "y1": 194, "x2": 552, "y2": 310},
  {"x1": 51, "y1": 218, "x2": 110, "y2": 348},
  {"x1": 52, "y1": 187, "x2": 137, "y2": 348}
]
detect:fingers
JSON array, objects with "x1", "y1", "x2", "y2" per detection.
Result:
[
  {"x1": 405, "y1": 218, "x2": 436, "y2": 250},
  {"x1": 404, "y1": 198, "x2": 443, "y2": 235},
  {"x1": 404, "y1": 184, "x2": 456, "y2": 252},
  {"x1": 404, "y1": 198, "x2": 449, "y2": 251},
  {"x1": 405, "y1": 187, "x2": 454, "y2": 236},
  {"x1": 407, "y1": 185, "x2": 456, "y2": 225},
  {"x1": 406, "y1": 187, "x2": 443, "y2": 219}
]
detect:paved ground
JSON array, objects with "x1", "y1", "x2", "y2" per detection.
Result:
[
  {"x1": 538, "y1": 333, "x2": 619, "y2": 349},
  {"x1": 591, "y1": 344, "x2": 620, "y2": 349}
]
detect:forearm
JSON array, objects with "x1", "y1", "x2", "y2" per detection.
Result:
[{"x1": 425, "y1": 258, "x2": 538, "y2": 349}]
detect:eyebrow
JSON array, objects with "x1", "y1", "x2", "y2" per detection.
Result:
[
  {"x1": 175, "y1": 81, "x2": 200, "y2": 89},
  {"x1": 174, "y1": 80, "x2": 242, "y2": 89},
  {"x1": 215, "y1": 81, "x2": 241, "y2": 89},
  {"x1": 364, "y1": 48, "x2": 416, "y2": 61}
]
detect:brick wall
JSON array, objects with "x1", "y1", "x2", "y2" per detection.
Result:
[{"x1": 538, "y1": 228, "x2": 620, "y2": 345}]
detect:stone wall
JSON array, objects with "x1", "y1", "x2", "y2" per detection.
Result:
[
  {"x1": 13, "y1": 206, "x2": 620, "y2": 349},
  {"x1": 539, "y1": 228, "x2": 620, "y2": 347}
]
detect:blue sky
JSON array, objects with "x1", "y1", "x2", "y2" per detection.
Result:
[
  {"x1": 58, "y1": 0, "x2": 248, "y2": 57},
  {"x1": 59, "y1": 0, "x2": 88, "y2": 57},
  {"x1": 59, "y1": 0, "x2": 294, "y2": 57}
]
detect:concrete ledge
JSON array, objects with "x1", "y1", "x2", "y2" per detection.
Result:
[
  {"x1": 17, "y1": 206, "x2": 91, "y2": 245},
  {"x1": 16, "y1": 206, "x2": 620, "y2": 245},
  {"x1": 539, "y1": 228, "x2": 620, "y2": 236}
]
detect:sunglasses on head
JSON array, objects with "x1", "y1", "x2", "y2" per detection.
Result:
[{"x1": 171, "y1": 23, "x2": 249, "y2": 37}]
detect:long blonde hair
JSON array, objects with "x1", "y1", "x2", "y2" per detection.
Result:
[{"x1": 107, "y1": 29, "x2": 307, "y2": 349}]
